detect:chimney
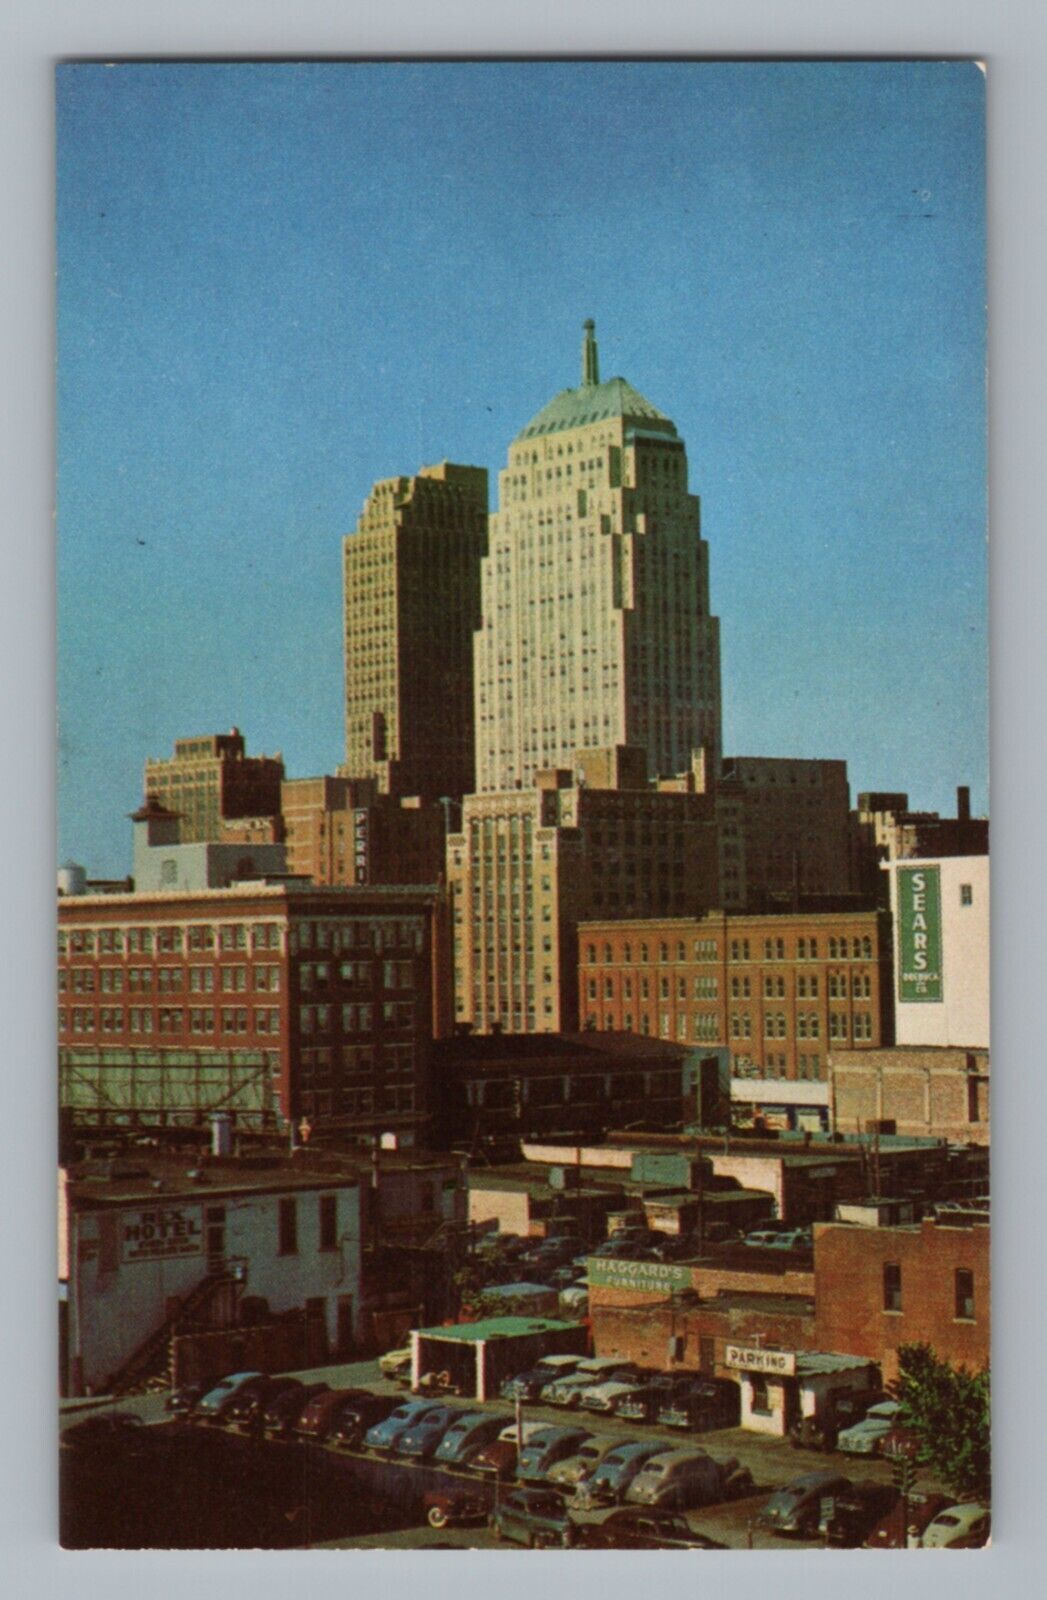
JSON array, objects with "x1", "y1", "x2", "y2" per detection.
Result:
[{"x1": 957, "y1": 786, "x2": 971, "y2": 823}]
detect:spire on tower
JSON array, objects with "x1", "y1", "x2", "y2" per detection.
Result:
[{"x1": 581, "y1": 318, "x2": 600, "y2": 387}]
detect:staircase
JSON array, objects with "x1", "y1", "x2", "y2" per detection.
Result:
[{"x1": 106, "y1": 1266, "x2": 241, "y2": 1396}]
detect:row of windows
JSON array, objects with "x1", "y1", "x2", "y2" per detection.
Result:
[
  {"x1": 299, "y1": 1001, "x2": 415, "y2": 1035},
  {"x1": 585, "y1": 972, "x2": 873, "y2": 1003},
  {"x1": 59, "y1": 919, "x2": 423, "y2": 959},
  {"x1": 62, "y1": 1007, "x2": 281, "y2": 1035},
  {"x1": 60, "y1": 965, "x2": 283, "y2": 995},
  {"x1": 884, "y1": 1263, "x2": 976, "y2": 1321},
  {"x1": 60, "y1": 923, "x2": 283, "y2": 956},
  {"x1": 584, "y1": 933, "x2": 876, "y2": 965}
]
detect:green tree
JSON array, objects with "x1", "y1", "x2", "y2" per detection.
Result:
[{"x1": 892, "y1": 1343, "x2": 991, "y2": 1502}]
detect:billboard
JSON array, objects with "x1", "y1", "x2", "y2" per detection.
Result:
[{"x1": 897, "y1": 865, "x2": 943, "y2": 1002}]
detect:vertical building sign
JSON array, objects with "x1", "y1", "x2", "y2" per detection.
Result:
[{"x1": 897, "y1": 865, "x2": 943, "y2": 1002}]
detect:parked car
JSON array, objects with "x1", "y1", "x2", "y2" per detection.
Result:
[
  {"x1": 546, "y1": 1433, "x2": 633, "y2": 1491},
  {"x1": 295, "y1": 1387, "x2": 373, "y2": 1443},
  {"x1": 327, "y1": 1392, "x2": 400, "y2": 1450},
  {"x1": 864, "y1": 1491, "x2": 956, "y2": 1549},
  {"x1": 516, "y1": 1425, "x2": 592, "y2": 1482},
  {"x1": 434, "y1": 1411, "x2": 512, "y2": 1466},
  {"x1": 422, "y1": 1489, "x2": 490, "y2": 1530},
  {"x1": 574, "y1": 1441, "x2": 669, "y2": 1509},
  {"x1": 755, "y1": 1471, "x2": 853, "y2": 1537},
  {"x1": 788, "y1": 1387, "x2": 884, "y2": 1453},
  {"x1": 616, "y1": 1372, "x2": 692, "y2": 1425},
  {"x1": 743, "y1": 1228, "x2": 786, "y2": 1249},
  {"x1": 625, "y1": 1448, "x2": 742, "y2": 1510},
  {"x1": 818, "y1": 1482, "x2": 899, "y2": 1547},
  {"x1": 541, "y1": 1357, "x2": 636, "y2": 1407},
  {"x1": 61, "y1": 1411, "x2": 146, "y2": 1452},
  {"x1": 193, "y1": 1371, "x2": 266, "y2": 1424},
  {"x1": 548, "y1": 1265, "x2": 587, "y2": 1291},
  {"x1": 920, "y1": 1502, "x2": 991, "y2": 1549},
  {"x1": 501, "y1": 1354, "x2": 584, "y2": 1403},
  {"x1": 364, "y1": 1399, "x2": 449, "y2": 1452},
  {"x1": 581, "y1": 1508, "x2": 727, "y2": 1549},
  {"x1": 225, "y1": 1376, "x2": 303, "y2": 1430},
  {"x1": 658, "y1": 1377, "x2": 740, "y2": 1432},
  {"x1": 394, "y1": 1403, "x2": 459, "y2": 1459},
  {"x1": 165, "y1": 1378, "x2": 221, "y2": 1419},
  {"x1": 492, "y1": 1488, "x2": 578, "y2": 1549},
  {"x1": 766, "y1": 1227, "x2": 813, "y2": 1252},
  {"x1": 264, "y1": 1381, "x2": 329, "y2": 1437},
  {"x1": 836, "y1": 1398, "x2": 901, "y2": 1456},
  {"x1": 469, "y1": 1421, "x2": 547, "y2": 1479},
  {"x1": 582, "y1": 1378, "x2": 654, "y2": 1416},
  {"x1": 378, "y1": 1347, "x2": 413, "y2": 1384}
]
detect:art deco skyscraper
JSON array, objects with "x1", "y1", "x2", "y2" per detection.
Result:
[
  {"x1": 474, "y1": 322, "x2": 721, "y2": 792},
  {"x1": 343, "y1": 461, "x2": 488, "y2": 803}
]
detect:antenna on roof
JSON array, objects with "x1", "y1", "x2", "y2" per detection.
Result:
[{"x1": 582, "y1": 319, "x2": 600, "y2": 387}]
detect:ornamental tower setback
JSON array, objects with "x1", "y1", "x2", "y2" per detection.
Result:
[{"x1": 474, "y1": 322, "x2": 722, "y2": 792}]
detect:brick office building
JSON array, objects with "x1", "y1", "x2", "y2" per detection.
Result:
[
  {"x1": 814, "y1": 1216, "x2": 990, "y2": 1382},
  {"x1": 143, "y1": 729, "x2": 285, "y2": 844},
  {"x1": 829, "y1": 1045, "x2": 990, "y2": 1144},
  {"x1": 281, "y1": 774, "x2": 446, "y2": 888},
  {"x1": 344, "y1": 461, "x2": 488, "y2": 803},
  {"x1": 447, "y1": 745, "x2": 720, "y2": 1036},
  {"x1": 58, "y1": 884, "x2": 448, "y2": 1144},
  {"x1": 577, "y1": 908, "x2": 893, "y2": 1127}
]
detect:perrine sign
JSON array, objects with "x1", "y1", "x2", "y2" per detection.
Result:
[
  {"x1": 897, "y1": 865, "x2": 943, "y2": 1003},
  {"x1": 122, "y1": 1206, "x2": 204, "y2": 1263}
]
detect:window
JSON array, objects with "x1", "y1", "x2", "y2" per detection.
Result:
[
  {"x1": 960, "y1": 883, "x2": 973, "y2": 906},
  {"x1": 278, "y1": 1197, "x2": 298, "y2": 1255},
  {"x1": 955, "y1": 1268, "x2": 975, "y2": 1320},
  {"x1": 319, "y1": 1194, "x2": 338, "y2": 1252},
  {"x1": 883, "y1": 1262, "x2": 902, "y2": 1312},
  {"x1": 750, "y1": 1376, "x2": 771, "y2": 1415}
]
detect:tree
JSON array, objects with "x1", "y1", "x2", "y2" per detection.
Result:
[{"x1": 892, "y1": 1343, "x2": 991, "y2": 1502}]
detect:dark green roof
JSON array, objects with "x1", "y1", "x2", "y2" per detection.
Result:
[
  {"x1": 515, "y1": 376, "x2": 677, "y2": 442},
  {"x1": 414, "y1": 1316, "x2": 574, "y2": 1342}
]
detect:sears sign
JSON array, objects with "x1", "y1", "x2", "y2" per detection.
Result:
[{"x1": 897, "y1": 865, "x2": 943, "y2": 1003}]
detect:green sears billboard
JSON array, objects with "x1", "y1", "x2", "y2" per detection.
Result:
[{"x1": 897, "y1": 864, "x2": 943, "y2": 1002}]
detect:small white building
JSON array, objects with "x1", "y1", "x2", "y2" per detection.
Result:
[
  {"x1": 889, "y1": 854, "x2": 989, "y2": 1049},
  {"x1": 60, "y1": 1156, "x2": 363, "y2": 1396},
  {"x1": 725, "y1": 1344, "x2": 879, "y2": 1436}
]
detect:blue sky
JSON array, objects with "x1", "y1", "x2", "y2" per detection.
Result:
[{"x1": 57, "y1": 61, "x2": 986, "y2": 876}]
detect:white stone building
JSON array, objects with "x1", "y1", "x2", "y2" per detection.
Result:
[{"x1": 473, "y1": 321, "x2": 721, "y2": 793}]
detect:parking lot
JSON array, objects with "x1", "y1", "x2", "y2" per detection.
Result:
[{"x1": 61, "y1": 1354, "x2": 928, "y2": 1550}]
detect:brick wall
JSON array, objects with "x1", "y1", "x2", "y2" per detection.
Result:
[{"x1": 814, "y1": 1219, "x2": 989, "y2": 1382}]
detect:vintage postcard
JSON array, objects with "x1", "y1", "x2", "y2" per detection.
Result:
[{"x1": 57, "y1": 60, "x2": 988, "y2": 1550}]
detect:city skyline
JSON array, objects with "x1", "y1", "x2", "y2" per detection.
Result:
[{"x1": 58, "y1": 61, "x2": 986, "y2": 874}]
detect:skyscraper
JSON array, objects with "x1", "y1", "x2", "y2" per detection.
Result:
[
  {"x1": 474, "y1": 322, "x2": 721, "y2": 792},
  {"x1": 343, "y1": 461, "x2": 488, "y2": 803}
]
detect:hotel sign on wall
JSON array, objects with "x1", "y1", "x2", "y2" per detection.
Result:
[
  {"x1": 897, "y1": 865, "x2": 943, "y2": 1002},
  {"x1": 122, "y1": 1205, "x2": 204, "y2": 1263}
]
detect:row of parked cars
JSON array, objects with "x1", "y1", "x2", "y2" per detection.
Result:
[
  {"x1": 499, "y1": 1353, "x2": 738, "y2": 1429},
  {"x1": 474, "y1": 1220, "x2": 813, "y2": 1285},
  {"x1": 755, "y1": 1469, "x2": 990, "y2": 1548}
]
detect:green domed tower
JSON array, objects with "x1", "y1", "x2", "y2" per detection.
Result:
[{"x1": 474, "y1": 321, "x2": 722, "y2": 791}]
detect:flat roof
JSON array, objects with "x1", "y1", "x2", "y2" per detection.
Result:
[
  {"x1": 434, "y1": 1032, "x2": 688, "y2": 1066},
  {"x1": 63, "y1": 1149, "x2": 454, "y2": 1208},
  {"x1": 414, "y1": 1317, "x2": 575, "y2": 1343}
]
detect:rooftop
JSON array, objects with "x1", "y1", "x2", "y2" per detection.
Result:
[
  {"x1": 414, "y1": 1317, "x2": 576, "y2": 1343},
  {"x1": 433, "y1": 1032, "x2": 689, "y2": 1067},
  {"x1": 514, "y1": 322, "x2": 677, "y2": 442}
]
